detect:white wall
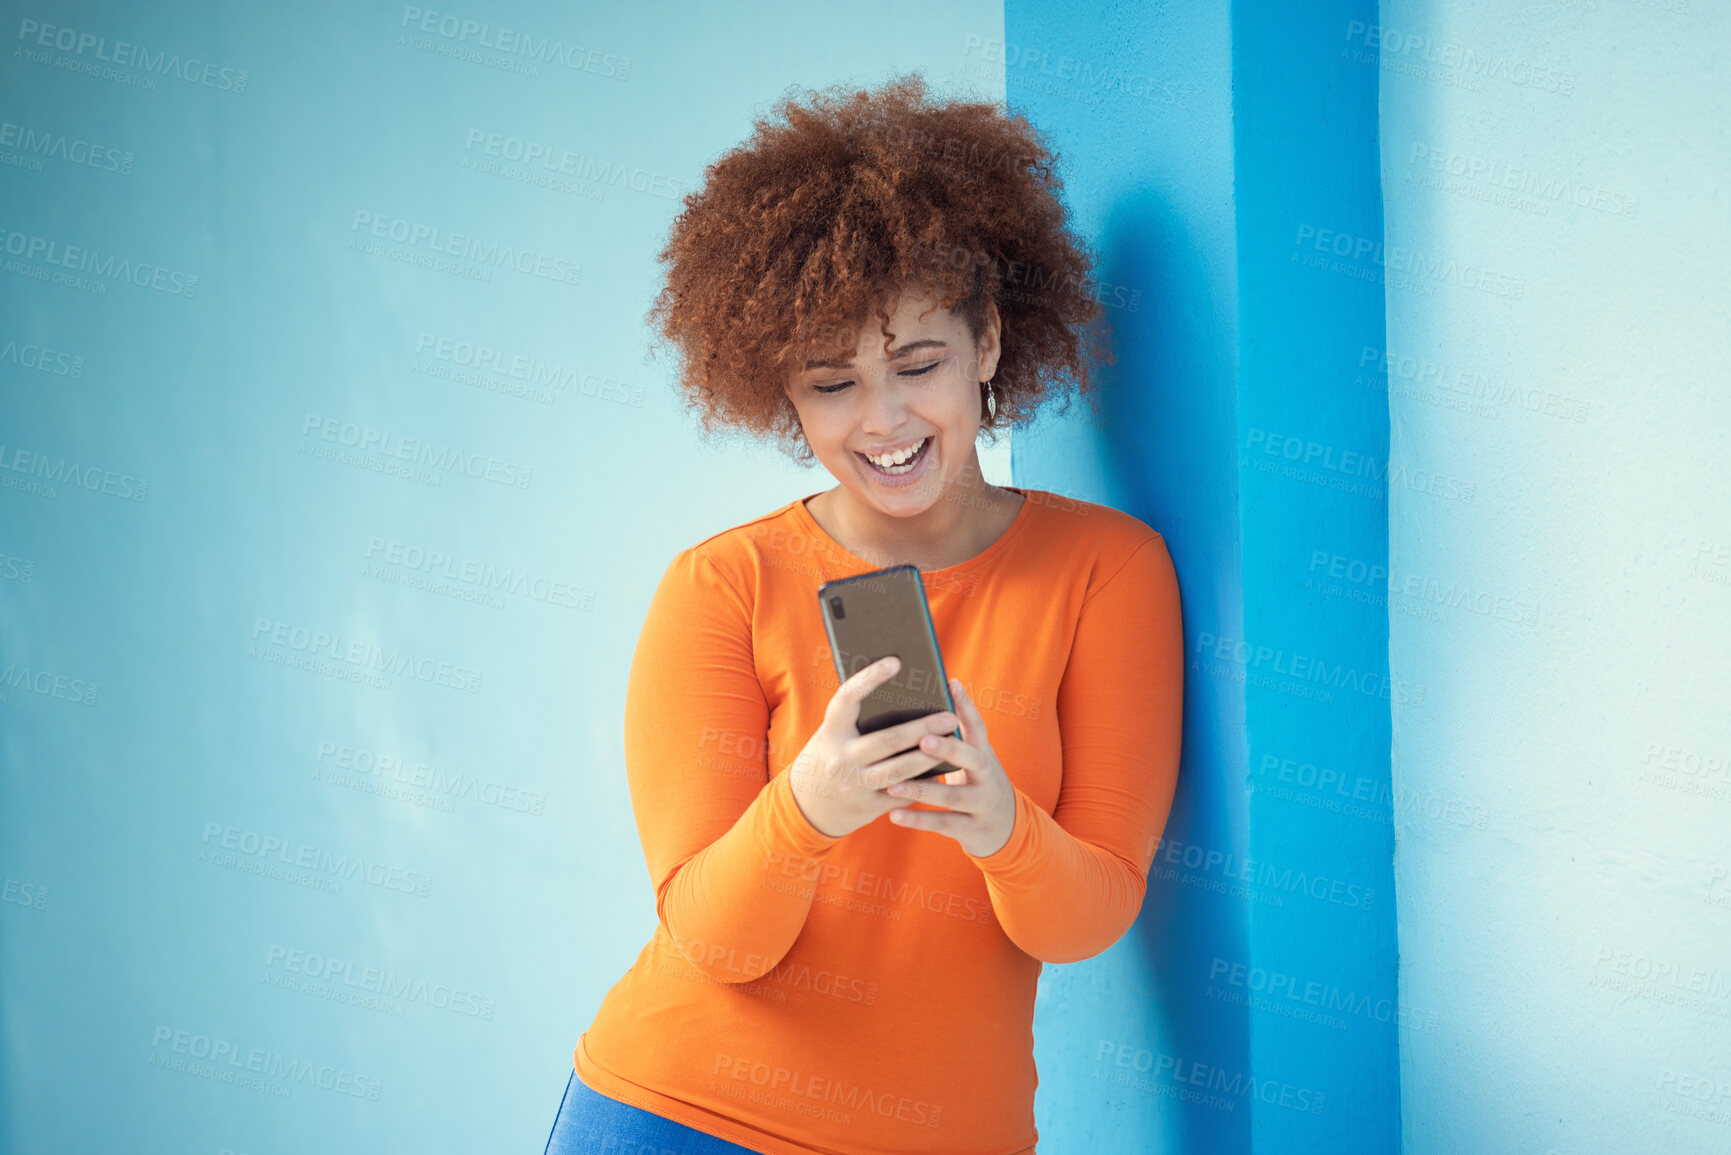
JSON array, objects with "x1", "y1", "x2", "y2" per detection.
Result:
[{"x1": 1379, "y1": 2, "x2": 1731, "y2": 1151}]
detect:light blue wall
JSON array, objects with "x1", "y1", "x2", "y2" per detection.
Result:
[
  {"x1": 0, "y1": 3, "x2": 1001, "y2": 1151},
  {"x1": 15, "y1": 1, "x2": 1719, "y2": 1152},
  {"x1": 1378, "y1": 2, "x2": 1731, "y2": 1152},
  {"x1": 1004, "y1": 0, "x2": 1399, "y2": 1151}
]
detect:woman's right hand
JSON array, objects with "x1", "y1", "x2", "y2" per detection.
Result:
[{"x1": 787, "y1": 656, "x2": 958, "y2": 839}]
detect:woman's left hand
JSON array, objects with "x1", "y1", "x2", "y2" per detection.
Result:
[{"x1": 886, "y1": 677, "x2": 1017, "y2": 858}]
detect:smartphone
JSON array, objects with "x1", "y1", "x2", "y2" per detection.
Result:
[{"x1": 816, "y1": 564, "x2": 960, "y2": 782}]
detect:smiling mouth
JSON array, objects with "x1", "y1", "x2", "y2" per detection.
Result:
[{"x1": 856, "y1": 436, "x2": 932, "y2": 476}]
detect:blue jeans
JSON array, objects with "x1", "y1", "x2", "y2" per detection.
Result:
[{"x1": 543, "y1": 1069, "x2": 763, "y2": 1155}]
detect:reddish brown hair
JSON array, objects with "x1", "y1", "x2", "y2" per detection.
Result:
[{"x1": 648, "y1": 73, "x2": 1107, "y2": 462}]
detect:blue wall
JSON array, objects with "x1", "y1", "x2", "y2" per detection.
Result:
[
  {"x1": 1005, "y1": 0, "x2": 1398, "y2": 1150},
  {"x1": 0, "y1": 3, "x2": 1002, "y2": 1152},
  {"x1": 1378, "y1": 2, "x2": 1731, "y2": 1152},
  {"x1": 1231, "y1": 4, "x2": 1398, "y2": 1151}
]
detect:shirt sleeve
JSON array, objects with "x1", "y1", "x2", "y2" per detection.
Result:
[
  {"x1": 621, "y1": 547, "x2": 844, "y2": 983},
  {"x1": 964, "y1": 533, "x2": 1184, "y2": 963}
]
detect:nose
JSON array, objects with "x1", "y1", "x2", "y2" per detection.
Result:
[{"x1": 858, "y1": 377, "x2": 907, "y2": 435}]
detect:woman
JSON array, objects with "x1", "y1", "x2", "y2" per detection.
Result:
[{"x1": 546, "y1": 75, "x2": 1184, "y2": 1155}]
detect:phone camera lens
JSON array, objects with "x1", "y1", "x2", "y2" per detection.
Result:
[{"x1": 828, "y1": 596, "x2": 846, "y2": 620}]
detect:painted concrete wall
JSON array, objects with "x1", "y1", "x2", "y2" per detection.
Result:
[
  {"x1": 1377, "y1": 2, "x2": 1731, "y2": 1152},
  {"x1": 1004, "y1": 1, "x2": 1398, "y2": 1151},
  {"x1": 0, "y1": 3, "x2": 1001, "y2": 1152}
]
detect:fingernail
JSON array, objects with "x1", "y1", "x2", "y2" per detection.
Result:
[{"x1": 888, "y1": 784, "x2": 907, "y2": 796}]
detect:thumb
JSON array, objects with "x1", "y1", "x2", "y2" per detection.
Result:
[
  {"x1": 950, "y1": 677, "x2": 987, "y2": 746},
  {"x1": 832, "y1": 655, "x2": 899, "y2": 727}
]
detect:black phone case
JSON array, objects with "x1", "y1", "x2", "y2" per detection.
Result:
[{"x1": 816, "y1": 564, "x2": 960, "y2": 782}]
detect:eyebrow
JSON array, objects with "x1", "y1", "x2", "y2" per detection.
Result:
[{"x1": 804, "y1": 338, "x2": 948, "y2": 371}]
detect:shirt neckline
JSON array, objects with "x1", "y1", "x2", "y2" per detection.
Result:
[{"x1": 790, "y1": 486, "x2": 1037, "y2": 580}]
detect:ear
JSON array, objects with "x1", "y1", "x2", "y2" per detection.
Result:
[{"x1": 975, "y1": 299, "x2": 1003, "y2": 383}]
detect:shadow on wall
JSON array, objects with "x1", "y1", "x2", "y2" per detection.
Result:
[{"x1": 1098, "y1": 187, "x2": 1252, "y2": 1154}]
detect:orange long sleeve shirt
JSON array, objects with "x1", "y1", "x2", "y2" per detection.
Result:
[{"x1": 574, "y1": 487, "x2": 1184, "y2": 1155}]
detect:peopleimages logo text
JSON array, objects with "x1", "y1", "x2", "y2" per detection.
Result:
[
  {"x1": 351, "y1": 211, "x2": 580, "y2": 286},
  {"x1": 0, "y1": 226, "x2": 198, "y2": 296},
  {"x1": 399, "y1": 7, "x2": 630, "y2": 79},
  {"x1": 16, "y1": 19, "x2": 249, "y2": 91}
]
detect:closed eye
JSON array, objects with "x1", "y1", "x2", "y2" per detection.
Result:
[{"x1": 811, "y1": 361, "x2": 942, "y2": 395}]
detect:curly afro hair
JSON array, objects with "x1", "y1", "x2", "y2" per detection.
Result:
[{"x1": 648, "y1": 73, "x2": 1108, "y2": 463}]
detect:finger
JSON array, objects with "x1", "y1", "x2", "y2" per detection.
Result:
[
  {"x1": 949, "y1": 678, "x2": 990, "y2": 747},
  {"x1": 859, "y1": 744, "x2": 948, "y2": 790},
  {"x1": 909, "y1": 731, "x2": 981, "y2": 778},
  {"x1": 849, "y1": 708, "x2": 959, "y2": 767},
  {"x1": 886, "y1": 778, "x2": 978, "y2": 812},
  {"x1": 889, "y1": 807, "x2": 965, "y2": 835}
]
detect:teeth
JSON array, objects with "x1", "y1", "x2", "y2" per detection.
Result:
[{"x1": 866, "y1": 438, "x2": 927, "y2": 469}]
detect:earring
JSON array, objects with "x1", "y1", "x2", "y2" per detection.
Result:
[{"x1": 983, "y1": 379, "x2": 997, "y2": 420}]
